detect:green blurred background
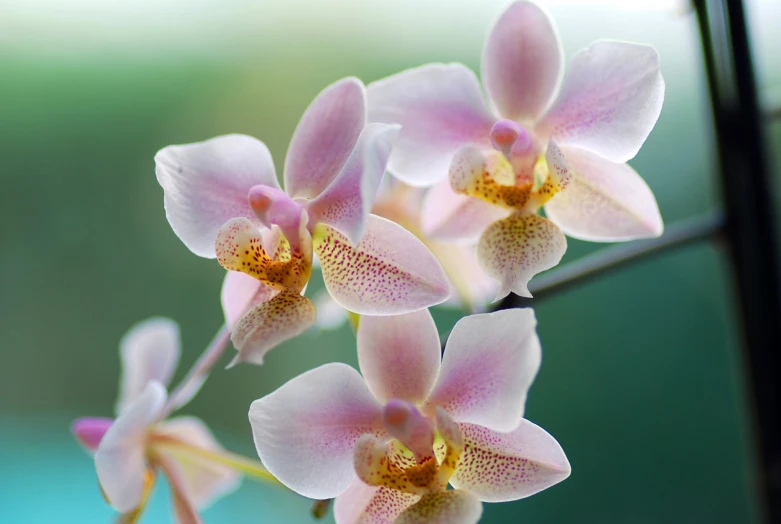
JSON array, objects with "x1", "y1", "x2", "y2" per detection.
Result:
[{"x1": 1, "y1": 0, "x2": 780, "y2": 522}]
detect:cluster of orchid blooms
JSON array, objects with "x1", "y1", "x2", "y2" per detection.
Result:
[{"x1": 72, "y1": 2, "x2": 664, "y2": 523}]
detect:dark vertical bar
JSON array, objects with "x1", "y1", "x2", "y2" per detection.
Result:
[{"x1": 694, "y1": 0, "x2": 781, "y2": 521}]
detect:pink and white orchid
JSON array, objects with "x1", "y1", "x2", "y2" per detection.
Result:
[
  {"x1": 156, "y1": 77, "x2": 450, "y2": 366},
  {"x1": 249, "y1": 308, "x2": 570, "y2": 523},
  {"x1": 367, "y1": 0, "x2": 665, "y2": 299},
  {"x1": 71, "y1": 318, "x2": 268, "y2": 523}
]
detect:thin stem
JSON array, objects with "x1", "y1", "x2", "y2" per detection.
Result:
[
  {"x1": 163, "y1": 324, "x2": 232, "y2": 417},
  {"x1": 152, "y1": 439, "x2": 282, "y2": 486}
]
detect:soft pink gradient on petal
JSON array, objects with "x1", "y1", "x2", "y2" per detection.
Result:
[
  {"x1": 116, "y1": 318, "x2": 180, "y2": 416},
  {"x1": 249, "y1": 363, "x2": 384, "y2": 499},
  {"x1": 72, "y1": 417, "x2": 113, "y2": 453},
  {"x1": 314, "y1": 215, "x2": 450, "y2": 315},
  {"x1": 155, "y1": 453, "x2": 204, "y2": 524},
  {"x1": 154, "y1": 417, "x2": 241, "y2": 509},
  {"x1": 449, "y1": 420, "x2": 571, "y2": 502},
  {"x1": 544, "y1": 146, "x2": 663, "y2": 241},
  {"x1": 334, "y1": 480, "x2": 419, "y2": 524},
  {"x1": 536, "y1": 41, "x2": 664, "y2": 163},
  {"x1": 421, "y1": 178, "x2": 509, "y2": 243},
  {"x1": 481, "y1": 1, "x2": 563, "y2": 122},
  {"x1": 396, "y1": 490, "x2": 483, "y2": 524},
  {"x1": 307, "y1": 123, "x2": 400, "y2": 245},
  {"x1": 357, "y1": 310, "x2": 441, "y2": 405},
  {"x1": 220, "y1": 271, "x2": 278, "y2": 330},
  {"x1": 367, "y1": 63, "x2": 495, "y2": 187},
  {"x1": 229, "y1": 290, "x2": 316, "y2": 367},
  {"x1": 96, "y1": 382, "x2": 167, "y2": 513},
  {"x1": 284, "y1": 77, "x2": 367, "y2": 199},
  {"x1": 155, "y1": 134, "x2": 277, "y2": 258},
  {"x1": 425, "y1": 309, "x2": 541, "y2": 432},
  {"x1": 477, "y1": 213, "x2": 566, "y2": 300}
]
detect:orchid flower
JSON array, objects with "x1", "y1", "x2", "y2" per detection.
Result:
[
  {"x1": 156, "y1": 77, "x2": 450, "y2": 366},
  {"x1": 367, "y1": 0, "x2": 665, "y2": 299},
  {"x1": 249, "y1": 308, "x2": 570, "y2": 523},
  {"x1": 71, "y1": 318, "x2": 275, "y2": 523}
]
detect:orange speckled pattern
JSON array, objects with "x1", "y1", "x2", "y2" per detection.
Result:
[
  {"x1": 312, "y1": 216, "x2": 449, "y2": 314},
  {"x1": 450, "y1": 148, "x2": 533, "y2": 210},
  {"x1": 229, "y1": 290, "x2": 316, "y2": 366},
  {"x1": 354, "y1": 435, "x2": 431, "y2": 496},
  {"x1": 477, "y1": 212, "x2": 566, "y2": 299},
  {"x1": 448, "y1": 421, "x2": 570, "y2": 503},
  {"x1": 349, "y1": 485, "x2": 420, "y2": 524},
  {"x1": 396, "y1": 490, "x2": 482, "y2": 524},
  {"x1": 215, "y1": 217, "x2": 311, "y2": 293}
]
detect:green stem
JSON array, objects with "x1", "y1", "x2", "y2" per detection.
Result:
[{"x1": 152, "y1": 439, "x2": 282, "y2": 486}]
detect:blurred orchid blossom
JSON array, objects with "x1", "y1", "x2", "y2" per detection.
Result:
[
  {"x1": 72, "y1": 318, "x2": 274, "y2": 523},
  {"x1": 156, "y1": 77, "x2": 450, "y2": 366},
  {"x1": 368, "y1": 0, "x2": 665, "y2": 299},
  {"x1": 249, "y1": 309, "x2": 570, "y2": 523}
]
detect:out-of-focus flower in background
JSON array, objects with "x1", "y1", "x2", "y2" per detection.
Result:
[{"x1": 71, "y1": 318, "x2": 274, "y2": 522}]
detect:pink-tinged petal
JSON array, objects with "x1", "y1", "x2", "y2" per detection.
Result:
[
  {"x1": 155, "y1": 135, "x2": 278, "y2": 258},
  {"x1": 449, "y1": 420, "x2": 571, "y2": 502},
  {"x1": 367, "y1": 63, "x2": 495, "y2": 187},
  {"x1": 220, "y1": 271, "x2": 278, "y2": 330},
  {"x1": 544, "y1": 146, "x2": 663, "y2": 241},
  {"x1": 284, "y1": 77, "x2": 367, "y2": 199},
  {"x1": 424, "y1": 309, "x2": 541, "y2": 432},
  {"x1": 228, "y1": 290, "x2": 316, "y2": 367},
  {"x1": 482, "y1": 1, "x2": 563, "y2": 122},
  {"x1": 357, "y1": 310, "x2": 441, "y2": 404},
  {"x1": 116, "y1": 318, "x2": 180, "y2": 416},
  {"x1": 536, "y1": 41, "x2": 665, "y2": 163},
  {"x1": 96, "y1": 382, "x2": 167, "y2": 513},
  {"x1": 334, "y1": 480, "x2": 419, "y2": 524},
  {"x1": 72, "y1": 417, "x2": 113, "y2": 453},
  {"x1": 314, "y1": 215, "x2": 450, "y2": 315},
  {"x1": 153, "y1": 417, "x2": 241, "y2": 508},
  {"x1": 155, "y1": 453, "x2": 204, "y2": 524},
  {"x1": 307, "y1": 123, "x2": 400, "y2": 245},
  {"x1": 249, "y1": 363, "x2": 385, "y2": 499},
  {"x1": 397, "y1": 490, "x2": 482, "y2": 524},
  {"x1": 421, "y1": 178, "x2": 509, "y2": 243},
  {"x1": 477, "y1": 213, "x2": 566, "y2": 300}
]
